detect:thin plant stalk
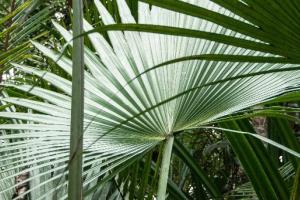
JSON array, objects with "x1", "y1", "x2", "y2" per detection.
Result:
[
  {"x1": 68, "y1": 0, "x2": 84, "y2": 199},
  {"x1": 157, "y1": 135, "x2": 174, "y2": 200}
]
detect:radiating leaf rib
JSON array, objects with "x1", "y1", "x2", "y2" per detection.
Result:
[{"x1": 81, "y1": 24, "x2": 287, "y2": 56}]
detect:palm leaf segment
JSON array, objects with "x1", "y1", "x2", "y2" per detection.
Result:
[{"x1": 1, "y1": 0, "x2": 300, "y2": 198}]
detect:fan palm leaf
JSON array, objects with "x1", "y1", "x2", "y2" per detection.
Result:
[{"x1": 1, "y1": 0, "x2": 300, "y2": 199}]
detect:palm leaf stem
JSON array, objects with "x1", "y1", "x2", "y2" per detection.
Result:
[
  {"x1": 157, "y1": 135, "x2": 174, "y2": 200},
  {"x1": 68, "y1": 0, "x2": 84, "y2": 199}
]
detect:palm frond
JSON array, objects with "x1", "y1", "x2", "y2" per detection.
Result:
[{"x1": 1, "y1": 0, "x2": 300, "y2": 198}]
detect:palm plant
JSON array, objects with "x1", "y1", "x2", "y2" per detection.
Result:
[
  {"x1": 1, "y1": 0, "x2": 300, "y2": 199},
  {"x1": 0, "y1": 0, "x2": 68, "y2": 80}
]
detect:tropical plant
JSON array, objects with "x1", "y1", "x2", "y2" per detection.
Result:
[
  {"x1": 0, "y1": 0, "x2": 69, "y2": 81},
  {"x1": 1, "y1": 0, "x2": 300, "y2": 199}
]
